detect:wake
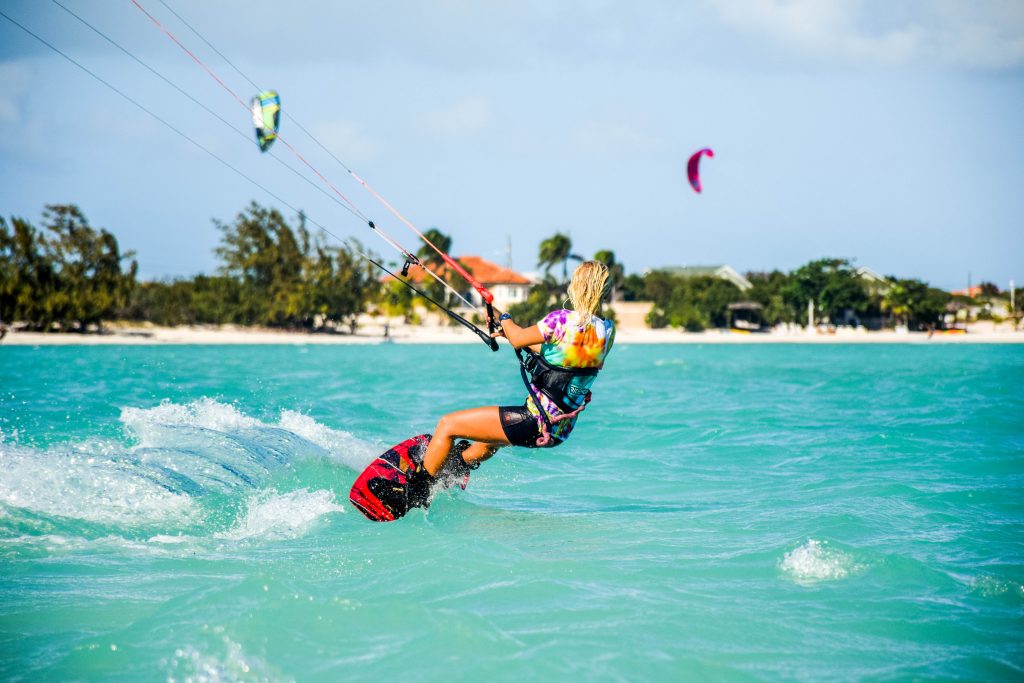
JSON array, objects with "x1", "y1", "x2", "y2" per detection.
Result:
[{"x1": 0, "y1": 399, "x2": 378, "y2": 542}]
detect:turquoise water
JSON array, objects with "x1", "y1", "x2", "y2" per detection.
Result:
[{"x1": 1, "y1": 343, "x2": 1022, "y2": 681}]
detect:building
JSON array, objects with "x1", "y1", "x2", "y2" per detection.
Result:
[
  {"x1": 399, "y1": 255, "x2": 533, "y2": 310},
  {"x1": 950, "y1": 285, "x2": 983, "y2": 298},
  {"x1": 656, "y1": 265, "x2": 752, "y2": 291},
  {"x1": 856, "y1": 265, "x2": 892, "y2": 301},
  {"x1": 456, "y1": 256, "x2": 533, "y2": 308}
]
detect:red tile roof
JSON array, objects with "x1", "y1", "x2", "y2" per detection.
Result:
[
  {"x1": 399, "y1": 255, "x2": 531, "y2": 286},
  {"x1": 950, "y1": 286, "x2": 983, "y2": 298}
]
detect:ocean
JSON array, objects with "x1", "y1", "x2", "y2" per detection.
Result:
[{"x1": 1, "y1": 343, "x2": 1021, "y2": 681}]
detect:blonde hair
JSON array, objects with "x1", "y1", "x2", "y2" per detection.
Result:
[{"x1": 567, "y1": 260, "x2": 609, "y2": 326}]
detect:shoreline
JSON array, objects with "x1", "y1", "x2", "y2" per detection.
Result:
[{"x1": 2, "y1": 323, "x2": 1022, "y2": 346}]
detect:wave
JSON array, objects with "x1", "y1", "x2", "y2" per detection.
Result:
[{"x1": 0, "y1": 399, "x2": 378, "y2": 542}]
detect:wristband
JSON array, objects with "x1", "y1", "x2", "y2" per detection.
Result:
[{"x1": 499, "y1": 313, "x2": 512, "y2": 322}]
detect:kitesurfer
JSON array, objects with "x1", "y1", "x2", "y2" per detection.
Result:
[{"x1": 414, "y1": 260, "x2": 616, "y2": 491}]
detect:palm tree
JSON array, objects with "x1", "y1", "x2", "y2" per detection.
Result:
[
  {"x1": 414, "y1": 227, "x2": 461, "y2": 314},
  {"x1": 538, "y1": 232, "x2": 581, "y2": 282},
  {"x1": 880, "y1": 280, "x2": 911, "y2": 327},
  {"x1": 593, "y1": 249, "x2": 624, "y2": 303},
  {"x1": 416, "y1": 227, "x2": 452, "y2": 268}
]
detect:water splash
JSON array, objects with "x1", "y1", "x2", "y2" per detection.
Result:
[
  {"x1": 216, "y1": 488, "x2": 344, "y2": 541},
  {"x1": 121, "y1": 398, "x2": 263, "y2": 437},
  {"x1": 0, "y1": 399, "x2": 373, "y2": 535},
  {"x1": 780, "y1": 539, "x2": 859, "y2": 583},
  {"x1": 969, "y1": 575, "x2": 1024, "y2": 600},
  {"x1": 0, "y1": 443, "x2": 196, "y2": 527},
  {"x1": 164, "y1": 631, "x2": 294, "y2": 683}
]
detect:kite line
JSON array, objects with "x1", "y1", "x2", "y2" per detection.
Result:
[
  {"x1": 0, "y1": 2, "x2": 500, "y2": 345},
  {"x1": 127, "y1": 0, "x2": 494, "y2": 312}
]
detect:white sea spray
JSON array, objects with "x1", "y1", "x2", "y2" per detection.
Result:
[
  {"x1": 121, "y1": 398, "x2": 376, "y2": 468},
  {"x1": 165, "y1": 632, "x2": 294, "y2": 683},
  {"x1": 0, "y1": 443, "x2": 195, "y2": 527},
  {"x1": 120, "y1": 398, "x2": 262, "y2": 447},
  {"x1": 780, "y1": 539, "x2": 859, "y2": 583},
  {"x1": 216, "y1": 488, "x2": 344, "y2": 541},
  {"x1": 278, "y1": 409, "x2": 378, "y2": 469},
  {"x1": 970, "y1": 575, "x2": 1024, "y2": 600}
]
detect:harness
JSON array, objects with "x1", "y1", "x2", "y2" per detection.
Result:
[{"x1": 515, "y1": 346, "x2": 599, "y2": 447}]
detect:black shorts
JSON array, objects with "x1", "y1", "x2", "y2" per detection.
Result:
[{"x1": 499, "y1": 404, "x2": 555, "y2": 448}]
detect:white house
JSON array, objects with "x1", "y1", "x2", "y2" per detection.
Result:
[
  {"x1": 456, "y1": 256, "x2": 533, "y2": 309},
  {"x1": 656, "y1": 265, "x2": 753, "y2": 291},
  {"x1": 399, "y1": 255, "x2": 533, "y2": 310}
]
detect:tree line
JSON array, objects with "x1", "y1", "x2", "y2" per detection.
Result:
[
  {"x1": 125, "y1": 203, "x2": 378, "y2": 330},
  {"x1": 635, "y1": 260, "x2": 1019, "y2": 331},
  {"x1": 633, "y1": 260, "x2": 947, "y2": 331},
  {"x1": 2, "y1": 202, "x2": 1019, "y2": 332},
  {"x1": 1, "y1": 203, "x2": 377, "y2": 332},
  {"x1": 0, "y1": 205, "x2": 136, "y2": 331},
  {"x1": 508, "y1": 235, "x2": 1019, "y2": 332}
]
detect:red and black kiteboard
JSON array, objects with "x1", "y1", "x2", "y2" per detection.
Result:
[{"x1": 349, "y1": 434, "x2": 472, "y2": 522}]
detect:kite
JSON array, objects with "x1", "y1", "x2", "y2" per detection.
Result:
[
  {"x1": 687, "y1": 147, "x2": 714, "y2": 193},
  {"x1": 251, "y1": 90, "x2": 280, "y2": 152}
]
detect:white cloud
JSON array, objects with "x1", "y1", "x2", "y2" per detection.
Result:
[
  {"x1": 0, "y1": 62, "x2": 32, "y2": 124},
  {"x1": 421, "y1": 95, "x2": 494, "y2": 139},
  {"x1": 708, "y1": 0, "x2": 1024, "y2": 68},
  {"x1": 928, "y1": 0, "x2": 1024, "y2": 68}
]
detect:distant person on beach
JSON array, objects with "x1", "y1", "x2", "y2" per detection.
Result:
[{"x1": 409, "y1": 261, "x2": 616, "y2": 495}]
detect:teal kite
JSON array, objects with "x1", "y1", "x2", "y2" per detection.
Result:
[{"x1": 250, "y1": 90, "x2": 280, "y2": 152}]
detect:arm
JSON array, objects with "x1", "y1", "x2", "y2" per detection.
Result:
[{"x1": 492, "y1": 311, "x2": 546, "y2": 349}]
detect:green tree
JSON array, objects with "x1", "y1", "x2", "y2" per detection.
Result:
[
  {"x1": 416, "y1": 227, "x2": 452, "y2": 269},
  {"x1": 593, "y1": 249, "x2": 624, "y2": 303},
  {"x1": 214, "y1": 202, "x2": 379, "y2": 329},
  {"x1": 538, "y1": 232, "x2": 580, "y2": 282},
  {"x1": 977, "y1": 281, "x2": 1001, "y2": 298},
  {"x1": 747, "y1": 270, "x2": 796, "y2": 326},
  {"x1": 412, "y1": 227, "x2": 462, "y2": 312},
  {"x1": 881, "y1": 278, "x2": 950, "y2": 329},
  {"x1": 215, "y1": 202, "x2": 310, "y2": 327},
  {"x1": 642, "y1": 270, "x2": 678, "y2": 328},
  {"x1": 379, "y1": 277, "x2": 418, "y2": 323},
  {"x1": 189, "y1": 275, "x2": 243, "y2": 324},
  {"x1": 784, "y1": 258, "x2": 868, "y2": 325},
  {"x1": 123, "y1": 276, "x2": 245, "y2": 326},
  {"x1": 0, "y1": 216, "x2": 58, "y2": 327},
  {"x1": 618, "y1": 272, "x2": 646, "y2": 302},
  {"x1": 642, "y1": 271, "x2": 741, "y2": 331},
  {"x1": 0, "y1": 206, "x2": 136, "y2": 331},
  {"x1": 310, "y1": 238, "x2": 379, "y2": 330},
  {"x1": 43, "y1": 205, "x2": 137, "y2": 330}
]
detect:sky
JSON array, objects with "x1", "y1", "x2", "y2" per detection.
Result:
[{"x1": 1, "y1": 0, "x2": 1022, "y2": 290}]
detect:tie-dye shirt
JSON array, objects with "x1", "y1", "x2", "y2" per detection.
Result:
[{"x1": 525, "y1": 309, "x2": 615, "y2": 442}]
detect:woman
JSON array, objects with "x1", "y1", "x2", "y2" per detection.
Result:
[{"x1": 415, "y1": 260, "x2": 616, "y2": 491}]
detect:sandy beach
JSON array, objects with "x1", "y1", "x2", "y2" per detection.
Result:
[{"x1": 3, "y1": 319, "x2": 1022, "y2": 346}]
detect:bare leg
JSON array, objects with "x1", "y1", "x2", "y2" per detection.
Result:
[
  {"x1": 422, "y1": 406, "x2": 509, "y2": 476},
  {"x1": 462, "y1": 441, "x2": 502, "y2": 466}
]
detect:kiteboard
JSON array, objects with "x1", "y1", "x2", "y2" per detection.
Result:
[{"x1": 349, "y1": 434, "x2": 472, "y2": 522}]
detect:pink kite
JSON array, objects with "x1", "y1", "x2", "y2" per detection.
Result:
[{"x1": 687, "y1": 148, "x2": 714, "y2": 193}]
